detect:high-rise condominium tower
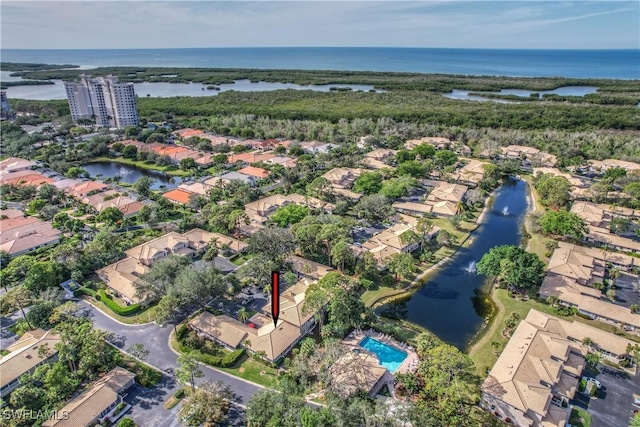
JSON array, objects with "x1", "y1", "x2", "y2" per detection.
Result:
[{"x1": 64, "y1": 74, "x2": 139, "y2": 128}]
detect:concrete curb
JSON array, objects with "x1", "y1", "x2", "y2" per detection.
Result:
[
  {"x1": 76, "y1": 298, "x2": 156, "y2": 327},
  {"x1": 166, "y1": 327, "x2": 272, "y2": 392}
]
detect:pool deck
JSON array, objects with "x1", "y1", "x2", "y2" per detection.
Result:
[{"x1": 342, "y1": 329, "x2": 419, "y2": 375}]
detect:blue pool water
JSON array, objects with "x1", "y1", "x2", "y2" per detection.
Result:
[{"x1": 359, "y1": 336, "x2": 407, "y2": 373}]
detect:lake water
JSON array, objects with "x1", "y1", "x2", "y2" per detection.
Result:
[
  {"x1": 1, "y1": 73, "x2": 379, "y2": 100},
  {"x1": 444, "y1": 86, "x2": 599, "y2": 103},
  {"x1": 81, "y1": 162, "x2": 179, "y2": 190},
  {"x1": 380, "y1": 179, "x2": 529, "y2": 350},
  {"x1": 2, "y1": 48, "x2": 638, "y2": 79}
]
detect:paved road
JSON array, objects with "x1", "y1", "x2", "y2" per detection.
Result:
[
  {"x1": 0, "y1": 306, "x2": 32, "y2": 350},
  {"x1": 77, "y1": 301, "x2": 262, "y2": 425},
  {"x1": 573, "y1": 365, "x2": 640, "y2": 427}
]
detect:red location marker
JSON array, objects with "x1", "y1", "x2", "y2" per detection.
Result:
[{"x1": 271, "y1": 271, "x2": 280, "y2": 327}]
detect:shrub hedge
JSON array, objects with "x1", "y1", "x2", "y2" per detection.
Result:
[
  {"x1": 175, "y1": 324, "x2": 245, "y2": 367},
  {"x1": 98, "y1": 289, "x2": 141, "y2": 316},
  {"x1": 193, "y1": 348, "x2": 245, "y2": 368},
  {"x1": 75, "y1": 287, "x2": 97, "y2": 298}
]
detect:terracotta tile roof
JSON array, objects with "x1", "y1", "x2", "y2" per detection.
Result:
[
  {"x1": 0, "y1": 209, "x2": 24, "y2": 219},
  {"x1": 162, "y1": 188, "x2": 194, "y2": 204},
  {"x1": 118, "y1": 201, "x2": 143, "y2": 217},
  {"x1": 238, "y1": 166, "x2": 271, "y2": 179},
  {"x1": 482, "y1": 319, "x2": 575, "y2": 418},
  {"x1": 426, "y1": 181, "x2": 468, "y2": 203},
  {"x1": 0, "y1": 216, "x2": 60, "y2": 255},
  {"x1": 190, "y1": 279, "x2": 317, "y2": 362},
  {"x1": 173, "y1": 128, "x2": 205, "y2": 139},
  {"x1": 0, "y1": 157, "x2": 37, "y2": 173},
  {"x1": 178, "y1": 182, "x2": 211, "y2": 196},
  {"x1": 68, "y1": 181, "x2": 108, "y2": 198},
  {"x1": 227, "y1": 152, "x2": 276, "y2": 164},
  {"x1": 2, "y1": 171, "x2": 53, "y2": 187},
  {"x1": 182, "y1": 229, "x2": 247, "y2": 253}
]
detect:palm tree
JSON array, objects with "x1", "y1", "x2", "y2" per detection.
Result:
[
  {"x1": 582, "y1": 337, "x2": 596, "y2": 351},
  {"x1": 237, "y1": 307, "x2": 249, "y2": 323},
  {"x1": 546, "y1": 295, "x2": 559, "y2": 308},
  {"x1": 263, "y1": 283, "x2": 272, "y2": 295}
]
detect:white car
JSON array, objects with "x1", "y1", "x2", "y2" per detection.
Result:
[{"x1": 583, "y1": 376, "x2": 601, "y2": 389}]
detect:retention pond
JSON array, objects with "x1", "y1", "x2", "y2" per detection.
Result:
[{"x1": 379, "y1": 179, "x2": 529, "y2": 350}]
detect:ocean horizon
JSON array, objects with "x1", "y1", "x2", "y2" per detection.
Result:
[{"x1": 2, "y1": 47, "x2": 639, "y2": 79}]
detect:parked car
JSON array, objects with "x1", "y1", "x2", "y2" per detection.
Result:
[{"x1": 582, "y1": 376, "x2": 601, "y2": 389}]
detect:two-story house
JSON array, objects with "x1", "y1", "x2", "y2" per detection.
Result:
[
  {"x1": 0, "y1": 329, "x2": 62, "y2": 401},
  {"x1": 43, "y1": 367, "x2": 135, "y2": 427},
  {"x1": 97, "y1": 229, "x2": 238, "y2": 303},
  {"x1": 189, "y1": 277, "x2": 325, "y2": 363},
  {"x1": 481, "y1": 311, "x2": 584, "y2": 426}
]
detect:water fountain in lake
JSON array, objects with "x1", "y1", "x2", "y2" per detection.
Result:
[
  {"x1": 119, "y1": 166, "x2": 132, "y2": 178},
  {"x1": 465, "y1": 260, "x2": 477, "y2": 274},
  {"x1": 502, "y1": 206, "x2": 509, "y2": 216}
]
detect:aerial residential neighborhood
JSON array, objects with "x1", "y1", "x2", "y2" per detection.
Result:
[
  {"x1": 1, "y1": 3, "x2": 639, "y2": 426},
  {"x1": 3, "y1": 101, "x2": 640, "y2": 425}
]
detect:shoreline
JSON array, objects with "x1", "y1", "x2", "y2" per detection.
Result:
[
  {"x1": 2, "y1": 53, "x2": 638, "y2": 80},
  {"x1": 370, "y1": 189, "x2": 493, "y2": 309},
  {"x1": 86, "y1": 156, "x2": 190, "y2": 177},
  {"x1": 373, "y1": 178, "x2": 533, "y2": 361},
  {"x1": 466, "y1": 178, "x2": 535, "y2": 356}
]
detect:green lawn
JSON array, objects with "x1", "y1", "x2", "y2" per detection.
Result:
[
  {"x1": 569, "y1": 407, "x2": 592, "y2": 427},
  {"x1": 117, "y1": 352, "x2": 163, "y2": 387},
  {"x1": 469, "y1": 288, "x2": 640, "y2": 375},
  {"x1": 520, "y1": 175, "x2": 553, "y2": 262},
  {"x1": 217, "y1": 354, "x2": 279, "y2": 388},
  {"x1": 170, "y1": 328, "x2": 279, "y2": 388},
  {"x1": 361, "y1": 286, "x2": 408, "y2": 308},
  {"x1": 230, "y1": 253, "x2": 254, "y2": 266},
  {"x1": 88, "y1": 297, "x2": 158, "y2": 324},
  {"x1": 373, "y1": 317, "x2": 426, "y2": 344}
]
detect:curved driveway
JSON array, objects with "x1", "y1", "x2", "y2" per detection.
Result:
[{"x1": 77, "y1": 301, "x2": 259, "y2": 425}]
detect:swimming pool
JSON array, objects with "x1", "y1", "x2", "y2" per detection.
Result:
[{"x1": 359, "y1": 336, "x2": 407, "y2": 373}]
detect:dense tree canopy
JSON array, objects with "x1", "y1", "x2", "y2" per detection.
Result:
[
  {"x1": 477, "y1": 245, "x2": 545, "y2": 289},
  {"x1": 354, "y1": 194, "x2": 395, "y2": 221},
  {"x1": 270, "y1": 203, "x2": 311, "y2": 227},
  {"x1": 534, "y1": 173, "x2": 572, "y2": 209},
  {"x1": 538, "y1": 210, "x2": 588, "y2": 239},
  {"x1": 353, "y1": 171, "x2": 383, "y2": 195}
]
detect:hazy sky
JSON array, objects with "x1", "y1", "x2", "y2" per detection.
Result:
[{"x1": 2, "y1": 1, "x2": 638, "y2": 49}]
